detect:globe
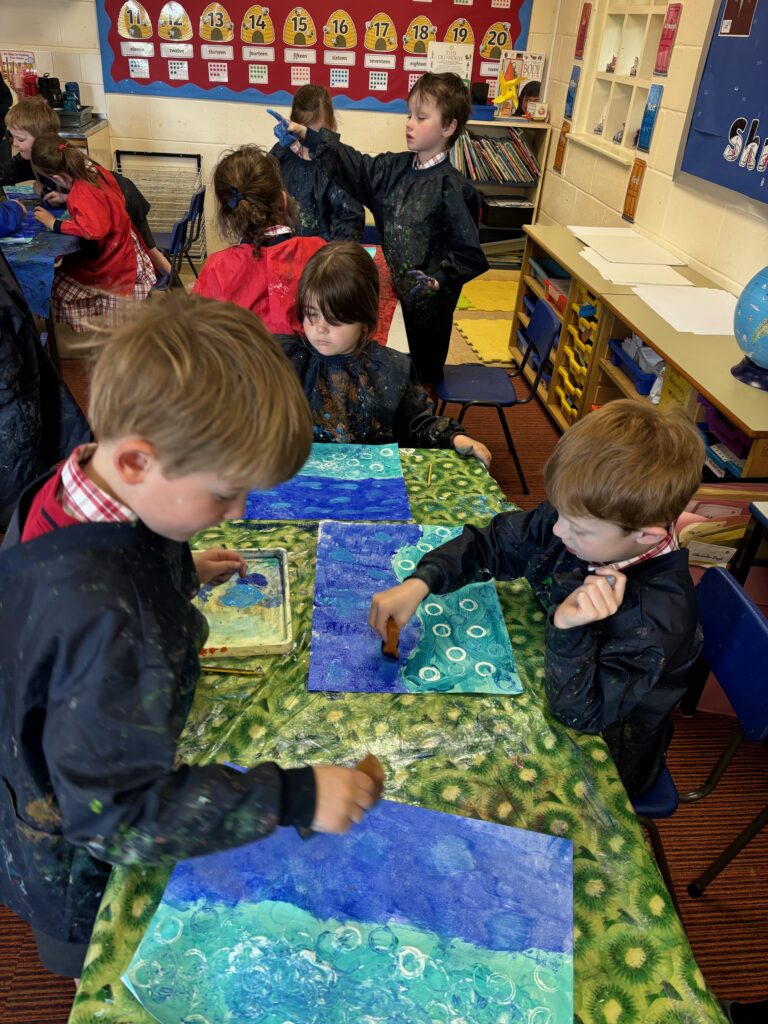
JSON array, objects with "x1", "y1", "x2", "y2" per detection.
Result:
[{"x1": 732, "y1": 265, "x2": 768, "y2": 391}]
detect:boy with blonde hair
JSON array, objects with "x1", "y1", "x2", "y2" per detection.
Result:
[
  {"x1": 371, "y1": 400, "x2": 705, "y2": 797},
  {"x1": 1, "y1": 96, "x2": 171, "y2": 277},
  {"x1": 1, "y1": 95, "x2": 60, "y2": 185},
  {"x1": 0, "y1": 294, "x2": 379, "y2": 978}
]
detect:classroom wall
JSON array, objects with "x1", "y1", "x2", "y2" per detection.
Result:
[
  {"x1": 539, "y1": 0, "x2": 768, "y2": 293},
  {"x1": 3, "y1": 0, "x2": 556, "y2": 252}
]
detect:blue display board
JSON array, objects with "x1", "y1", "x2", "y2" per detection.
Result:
[{"x1": 680, "y1": 0, "x2": 766, "y2": 204}]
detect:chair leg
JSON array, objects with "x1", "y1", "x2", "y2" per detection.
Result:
[
  {"x1": 436, "y1": 400, "x2": 446, "y2": 416},
  {"x1": 184, "y1": 252, "x2": 199, "y2": 278},
  {"x1": 679, "y1": 726, "x2": 744, "y2": 803},
  {"x1": 688, "y1": 803, "x2": 768, "y2": 898},
  {"x1": 495, "y1": 405, "x2": 529, "y2": 495},
  {"x1": 637, "y1": 815, "x2": 682, "y2": 918},
  {"x1": 679, "y1": 653, "x2": 711, "y2": 717}
]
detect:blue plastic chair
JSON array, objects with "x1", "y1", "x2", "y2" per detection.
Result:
[
  {"x1": 633, "y1": 567, "x2": 768, "y2": 904},
  {"x1": 435, "y1": 298, "x2": 561, "y2": 493},
  {"x1": 154, "y1": 185, "x2": 206, "y2": 279},
  {"x1": 152, "y1": 214, "x2": 189, "y2": 290}
]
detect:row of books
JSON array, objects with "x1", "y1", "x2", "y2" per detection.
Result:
[{"x1": 450, "y1": 128, "x2": 541, "y2": 185}]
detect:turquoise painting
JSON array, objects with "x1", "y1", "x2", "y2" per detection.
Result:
[
  {"x1": 308, "y1": 521, "x2": 522, "y2": 694},
  {"x1": 123, "y1": 800, "x2": 573, "y2": 1024},
  {"x1": 243, "y1": 443, "x2": 411, "y2": 521}
]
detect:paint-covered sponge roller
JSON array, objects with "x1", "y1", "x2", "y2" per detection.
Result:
[
  {"x1": 381, "y1": 617, "x2": 400, "y2": 660},
  {"x1": 355, "y1": 754, "x2": 385, "y2": 802}
]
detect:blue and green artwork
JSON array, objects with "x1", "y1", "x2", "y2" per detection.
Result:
[
  {"x1": 244, "y1": 443, "x2": 411, "y2": 522},
  {"x1": 308, "y1": 521, "x2": 521, "y2": 694},
  {"x1": 123, "y1": 800, "x2": 573, "y2": 1024}
]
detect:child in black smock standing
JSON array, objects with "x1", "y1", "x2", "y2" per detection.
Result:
[
  {"x1": 287, "y1": 72, "x2": 488, "y2": 384},
  {"x1": 270, "y1": 85, "x2": 364, "y2": 241}
]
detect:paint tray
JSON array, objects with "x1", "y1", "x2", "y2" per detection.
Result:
[{"x1": 195, "y1": 548, "x2": 293, "y2": 658}]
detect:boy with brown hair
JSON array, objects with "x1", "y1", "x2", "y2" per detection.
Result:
[
  {"x1": 370, "y1": 399, "x2": 705, "y2": 797},
  {"x1": 0, "y1": 293, "x2": 379, "y2": 979},
  {"x1": 283, "y1": 72, "x2": 489, "y2": 384}
]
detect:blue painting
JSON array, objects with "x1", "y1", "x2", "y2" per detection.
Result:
[
  {"x1": 244, "y1": 443, "x2": 411, "y2": 522},
  {"x1": 308, "y1": 521, "x2": 521, "y2": 694},
  {"x1": 123, "y1": 800, "x2": 573, "y2": 1024}
]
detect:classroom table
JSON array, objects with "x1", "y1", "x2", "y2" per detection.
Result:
[
  {"x1": 0, "y1": 186, "x2": 79, "y2": 319},
  {"x1": 68, "y1": 451, "x2": 726, "y2": 1024}
]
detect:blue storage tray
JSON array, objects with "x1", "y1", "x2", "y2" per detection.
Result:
[
  {"x1": 607, "y1": 339, "x2": 656, "y2": 396},
  {"x1": 522, "y1": 294, "x2": 537, "y2": 317},
  {"x1": 529, "y1": 255, "x2": 567, "y2": 283}
]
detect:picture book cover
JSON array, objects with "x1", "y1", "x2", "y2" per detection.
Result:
[
  {"x1": 564, "y1": 65, "x2": 580, "y2": 120},
  {"x1": 637, "y1": 83, "x2": 663, "y2": 152},
  {"x1": 308, "y1": 521, "x2": 521, "y2": 695},
  {"x1": 123, "y1": 799, "x2": 574, "y2": 1024}
]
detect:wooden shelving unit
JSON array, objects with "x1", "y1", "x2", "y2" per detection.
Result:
[
  {"x1": 572, "y1": 0, "x2": 668, "y2": 159},
  {"x1": 509, "y1": 225, "x2": 768, "y2": 481}
]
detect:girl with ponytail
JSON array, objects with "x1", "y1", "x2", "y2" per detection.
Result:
[
  {"x1": 31, "y1": 135, "x2": 155, "y2": 331},
  {"x1": 192, "y1": 144, "x2": 325, "y2": 336}
]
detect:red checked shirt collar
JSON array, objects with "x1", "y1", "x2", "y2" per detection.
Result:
[
  {"x1": 262, "y1": 225, "x2": 293, "y2": 237},
  {"x1": 59, "y1": 443, "x2": 136, "y2": 524},
  {"x1": 589, "y1": 529, "x2": 678, "y2": 574},
  {"x1": 413, "y1": 151, "x2": 449, "y2": 170}
]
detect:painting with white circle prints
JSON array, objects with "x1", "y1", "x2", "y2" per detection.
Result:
[
  {"x1": 123, "y1": 799, "x2": 573, "y2": 1024},
  {"x1": 243, "y1": 443, "x2": 411, "y2": 522},
  {"x1": 308, "y1": 521, "x2": 521, "y2": 694}
]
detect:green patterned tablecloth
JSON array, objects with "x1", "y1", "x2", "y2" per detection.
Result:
[{"x1": 69, "y1": 450, "x2": 725, "y2": 1024}]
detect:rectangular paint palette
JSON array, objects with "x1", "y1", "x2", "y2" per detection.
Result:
[{"x1": 194, "y1": 548, "x2": 292, "y2": 657}]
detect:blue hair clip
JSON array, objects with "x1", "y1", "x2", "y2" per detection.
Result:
[{"x1": 227, "y1": 186, "x2": 246, "y2": 210}]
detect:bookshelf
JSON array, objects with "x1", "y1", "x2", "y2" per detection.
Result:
[{"x1": 451, "y1": 118, "x2": 551, "y2": 245}]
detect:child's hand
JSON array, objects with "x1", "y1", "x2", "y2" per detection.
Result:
[
  {"x1": 406, "y1": 269, "x2": 440, "y2": 296},
  {"x1": 267, "y1": 108, "x2": 300, "y2": 147},
  {"x1": 369, "y1": 578, "x2": 430, "y2": 639},
  {"x1": 42, "y1": 190, "x2": 67, "y2": 206},
  {"x1": 11, "y1": 199, "x2": 26, "y2": 214},
  {"x1": 193, "y1": 547, "x2": 247, "y2": 586},
  {"x1": 310, "y1": 765, "x2": 380, "y2": 833},
  {"x1": 552, "y1": 567, "x2": 626, "y2": 630},
  {"x1": 33, "y1": 207, "x2": 56, "y2": 230},
  {"x1": 453, "y1": 434, "x2": 492, "y2": 469}
]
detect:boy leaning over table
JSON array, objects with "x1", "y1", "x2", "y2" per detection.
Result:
[
  {"x1": 0, "y1": 293, "x2": 379, "y2": 980},
  {"x1": 371, "y1": 399, "x2": 705, "y2": 798}
]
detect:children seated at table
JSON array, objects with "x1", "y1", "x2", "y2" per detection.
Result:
[
  {"x1": 270, "y1": 85, "x2": 364, "y2": 242},
  {"x1": 285, "y1": 72, "x2": 488, "y2": 384},
  {"x1": 30, "y1": 135, "x2": 156, "y2": 331},
  {"x1": 1, "y1": 98, "x2": 170, "y2": 278},
  {"x1": 279, "y1": 241, "x2": 491, "y2": 465},
  {"x1": 0, "y1": 292, "x2": 380, "y2": 979},
  {"x1": 370, "y1": 400, "x2": 705, "y2": 798},
  {"x1": 193, "y1": 145, "x2": 326, "y2": 335}
]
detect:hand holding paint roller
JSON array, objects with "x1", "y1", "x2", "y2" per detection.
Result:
[{"x1": 310, "y1": 757, "x2": 383, "y2": 834}]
